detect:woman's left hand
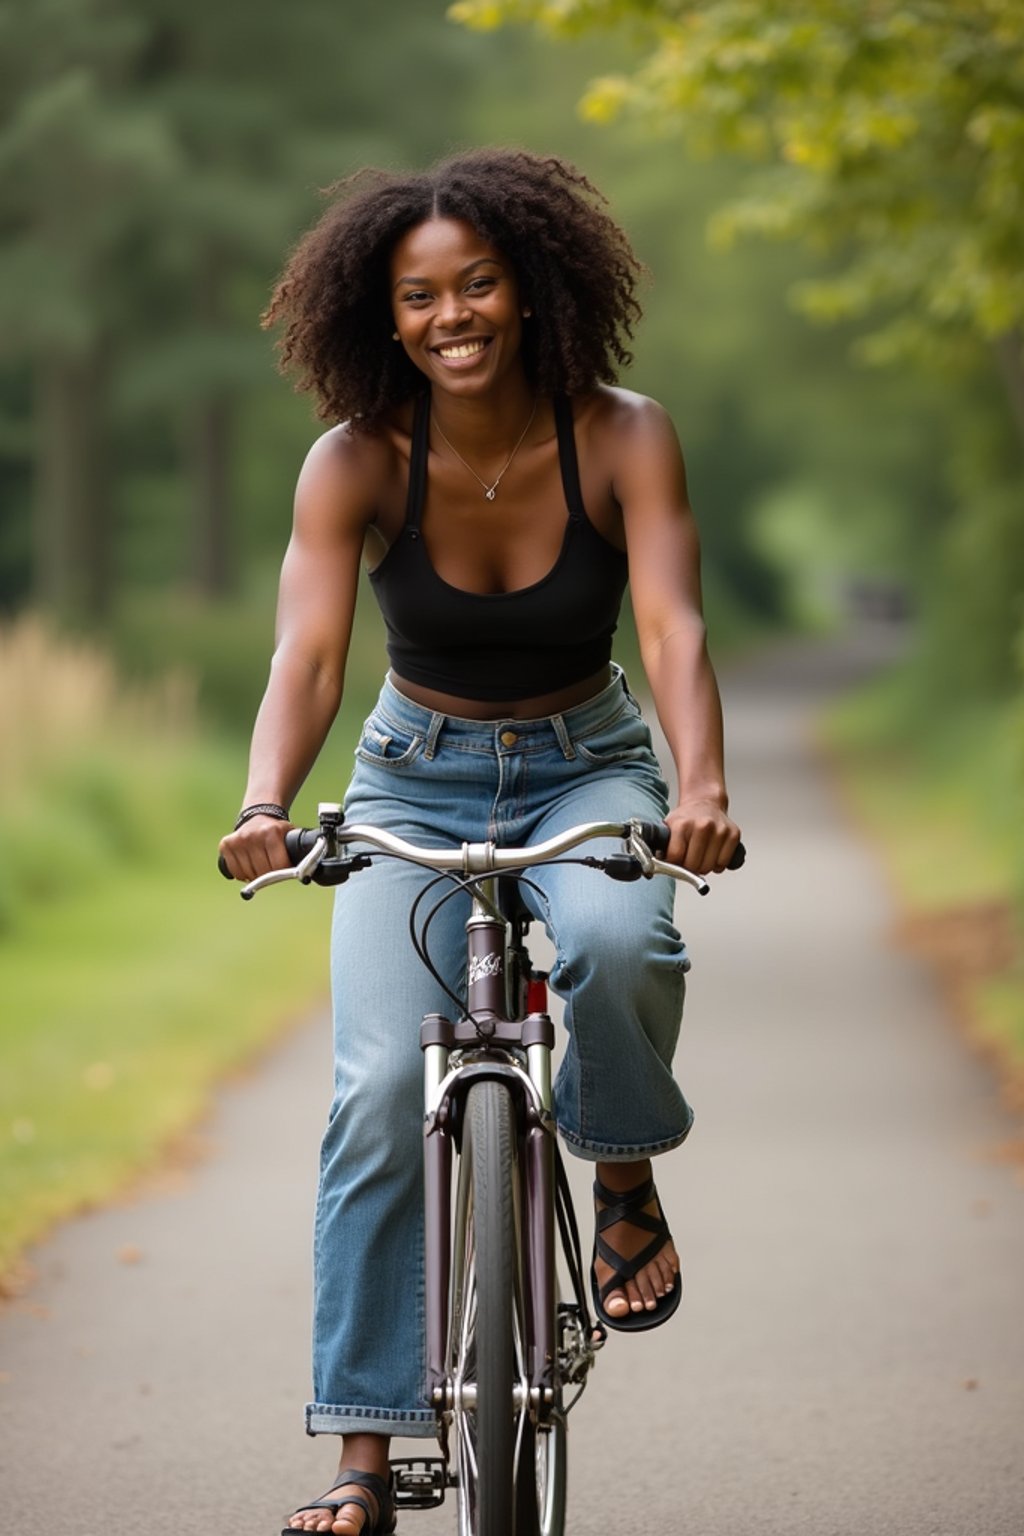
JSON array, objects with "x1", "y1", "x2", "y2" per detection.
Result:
[{"x1": 665, "y1": 797, "x2": 742, "y2": 876}]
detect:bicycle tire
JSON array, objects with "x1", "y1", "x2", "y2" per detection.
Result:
[
  {"x1": 452, "y1": 1080, "x2": 518, "y2": 1536},
  {"x1": 517, "y1": 1415, "x2": 567, "y2": 1536}
]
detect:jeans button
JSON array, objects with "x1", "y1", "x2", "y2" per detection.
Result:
[{"x1": 500, "y1": 730, "x2": 518, "y2": 747}]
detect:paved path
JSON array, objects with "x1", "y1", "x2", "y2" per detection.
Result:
[{"x1": 3, "y1": 632, "x2": 1022, "y2": 1535}]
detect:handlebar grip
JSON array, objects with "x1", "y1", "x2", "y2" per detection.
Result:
[
  {"x1": 284, "y1": 827, "x2": 321, "y2": 865},
  {"x1": 634, "y1": 820, "x2": 671, "y2": 856},
  {"x1": 219, "y1": 829, "x2": 322, "y2": 881},
  {"x1": 634, "y1": 823, "x2": 746, "y2": 870}
]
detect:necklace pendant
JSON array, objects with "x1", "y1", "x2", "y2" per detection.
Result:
[{"x1": 485, "y1": 487, "x2": 497, "y2": 501}]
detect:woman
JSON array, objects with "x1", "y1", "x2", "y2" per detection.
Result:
[{"x1": 219, "y1": 148, "x2": 740, "y2": 1536}]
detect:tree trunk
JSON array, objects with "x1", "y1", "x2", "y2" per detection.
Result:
[
  {"x1": 191, "y1": 390, "x2": 233, "y2": 595},
  {"x1": 190, "y1": 247, "x2": 234, "y2": 596},
  {"x1": 33, "y1": 347, "x2": 111, "y2": 617}
]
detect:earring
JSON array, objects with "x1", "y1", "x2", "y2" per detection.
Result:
[
  {"x1": 522, "y1": 308, "x2": 532, "y2": 319},
  {"x1": 392, "y1": 331, "x2": 400, "y2": 341}
]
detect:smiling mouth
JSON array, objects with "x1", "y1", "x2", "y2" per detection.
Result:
[{"x1": 434, "y1": 338, "x2": 491, "y2": 360}]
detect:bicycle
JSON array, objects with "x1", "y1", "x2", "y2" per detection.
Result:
[{"x1": 224, "y1": 804, "x2": 742, "y2": 1536}]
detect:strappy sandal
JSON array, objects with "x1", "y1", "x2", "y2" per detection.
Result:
[
  {"x1": 591, "y1": 1173, "x2": 682, "y2": 1333},
  {"x1": 282, "y1": 1467, "x2": 397, "y2": 1536}
]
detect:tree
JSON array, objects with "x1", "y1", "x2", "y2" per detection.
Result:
[
  {"x1": 452, "y1": 0, "x2": 1024, "y2": 703},
  {"x1": 1, "y1": 0, "x2": 479, "y2": 616},
  {"x1": 451, "y1": 1, "x2": 1024, "y2": 439},
  {"x1": 0, "y1": 0, "x2": 180, "y2": 614}
]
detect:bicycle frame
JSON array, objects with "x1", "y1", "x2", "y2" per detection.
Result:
[
  {"x1": 421, "y1": 875, "x2": 560, "y2": 1424},
  {"x1": 226, "y1": 806, "x2": 741, "y2": 1528}
]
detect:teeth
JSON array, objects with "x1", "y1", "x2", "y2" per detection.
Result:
[{"x1": 438, "y1": 340, "x2": 487, "y2": 359}]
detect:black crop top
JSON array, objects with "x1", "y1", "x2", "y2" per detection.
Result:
[{"x1": 368, "y1": 393, "x2": 628, "y2": 701}]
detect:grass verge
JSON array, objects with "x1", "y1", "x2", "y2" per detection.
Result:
[
  {"x1": 820, "y1": 669, "x2": 1024, "y2": 1112},
  {"x1": 0, "y1": 617, "x2": 360, "y2": 1289}
]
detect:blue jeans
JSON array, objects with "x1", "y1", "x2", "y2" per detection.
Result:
[{"x1": 306, "y1": 667, "x2": 693, "y2": 1437}]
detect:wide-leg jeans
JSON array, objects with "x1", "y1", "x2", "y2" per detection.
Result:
[{"x1": 306, "y1": 667, "x2": 693, "y2": 1436}]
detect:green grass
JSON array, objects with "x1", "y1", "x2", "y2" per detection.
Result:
[
  {"x1": 0, "y1": 615, "x2": 367, "y2": 1285},
  {"x1": 0, "y1": 748, "x2": 350, "y2": 1283},
  {"x1": 821, "y1": 668, "x2": 1024, "y2": 1080}
]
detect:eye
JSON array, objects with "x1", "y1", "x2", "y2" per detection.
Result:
[
  {"x1": 466, "y1": 277, "x2": 495, "y2": 293},
  {"x1": 400, "y1": 290, "x2": 432, "y2": 305}
]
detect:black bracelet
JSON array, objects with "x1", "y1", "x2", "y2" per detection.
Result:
[{"x1": 233, "y1": 802, "x2": 290, "y2": 831}]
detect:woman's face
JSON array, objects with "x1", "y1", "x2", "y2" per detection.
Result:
[{"x1": 389, "y1": 217, "x2": 526, "y2": 395}]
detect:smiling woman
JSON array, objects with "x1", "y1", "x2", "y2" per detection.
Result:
[
  {"x1": 259, "y1": 148, "x2": 641, "y2": 428},
  {"x1": 222, "y1": 147, "x2": 741, "y2": 1536}
]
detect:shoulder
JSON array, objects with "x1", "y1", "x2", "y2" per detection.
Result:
[
  {"x1": 572, "y1": 385, "x2": 681, "y2": 459},
  {"x1": 293, "y1": 413, "x2": 408, "y2": 534},
  {"x1": 297, "y1": 418, "x2": 395, "y2": 493},
  {"x1": 570, "y1": 386, "x2": 686, "y2": 499}
]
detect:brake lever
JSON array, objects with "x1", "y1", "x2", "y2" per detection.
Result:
[
  {"x1": 625, "y1": 828, "x2": 656, "y2": 877},
  {"x1": 649, "y1": 859, "x2": 710, "y2": 896},
  {"x1": 238, "y1": 835, "x2": 327, "y2": 900}
]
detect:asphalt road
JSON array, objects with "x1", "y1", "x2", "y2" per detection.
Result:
[{"x1": 2, "y1": 630, "x2": 1022, "y2": 1535}]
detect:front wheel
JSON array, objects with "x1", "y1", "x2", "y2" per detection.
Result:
[
  {"x1": 517, "y1": 1415, "x2": 567, "y2": 1536},
  {"x1": 449, "y1": 1080, "x2": 569, "y2": 1536},
  {"x1": 451, "y1": 1081, "x2": 518, "y2": 1536}
]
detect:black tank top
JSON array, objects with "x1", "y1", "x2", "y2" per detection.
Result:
[{"x1": 368, "y1": 394, "x2": 628, "y2": 701}]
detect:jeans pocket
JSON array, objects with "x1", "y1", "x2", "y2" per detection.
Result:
[
  {"x1": 354, "y1": 716, "x2": 424, "y2": 769},
  {"x1": 573, "y1": 703, "x2": 654, "y2": 766}
]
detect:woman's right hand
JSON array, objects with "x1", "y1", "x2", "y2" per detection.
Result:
[{"x1": 218, "y1": 814, "x2": 295, "y2": 884}]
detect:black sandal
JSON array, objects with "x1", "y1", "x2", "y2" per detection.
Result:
[
  {"x1": 282, "y1": 1467, "x2": 396, "y2": 1536},
  {"x1": 590, "y1": 1173, "x2": 682, "y2": 1333}
]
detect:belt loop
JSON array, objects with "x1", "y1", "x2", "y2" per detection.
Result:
[
  {"x1": 424, "y1": 711, "x2": 445, "y2": 760},
  {"x1": 551, "y1": 712, "x2": 575, "y2": 761}
]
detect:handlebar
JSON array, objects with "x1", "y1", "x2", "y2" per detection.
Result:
[{"x1": 219, "y1": 804, "x2": 745, "y2": 901}]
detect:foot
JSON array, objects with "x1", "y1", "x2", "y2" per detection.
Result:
[
  {"x1": 286, "y1": 1470, "x2": 391, "y2": 1535},
  {"x1": 593, "y1": 1159, "x2": 679, "y2": 1319}
]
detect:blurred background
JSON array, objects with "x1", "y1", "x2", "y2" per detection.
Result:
[{"x1": 1, "y1": 0, "x2": 1021, "y2": 1288}]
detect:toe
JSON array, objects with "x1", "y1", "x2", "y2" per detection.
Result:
[
  {"x1": 656, "y1": 1253, "x2": 676, "y2": 1293},
  {"x1": 625, "y1": 1278, "x2": 646, "y2": 1312},
  {"x1": 603, "y1": 1285, "x2": 630, "y2": 1316},
  {"x1": 635, "y1": 1267, "x2": 659, "y2": 1310}
]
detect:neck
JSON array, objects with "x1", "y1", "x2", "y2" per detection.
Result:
[{"x1": 430, "y1": 373, "x2": 536, "y2": 453}]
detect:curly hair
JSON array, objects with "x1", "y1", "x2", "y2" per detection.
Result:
[{"x1": 261, "y1": 147, "x2": 644, "y2": 428}]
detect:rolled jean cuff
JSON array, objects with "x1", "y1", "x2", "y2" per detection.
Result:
[
  {"x1": 305, "y1": 1402, "x2": 438, "y2": 1437},
  {"x1": 558, "y1": 1108, "x2": 694, "y2": 1163}
]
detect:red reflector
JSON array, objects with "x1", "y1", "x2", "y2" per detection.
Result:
[{"x1": 527, "y1": 979, "x2": 548, "y2": 1012}]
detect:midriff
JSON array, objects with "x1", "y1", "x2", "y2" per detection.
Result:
[{"x1": 390, "y1": 664, "x2": 613, "y2": 720}]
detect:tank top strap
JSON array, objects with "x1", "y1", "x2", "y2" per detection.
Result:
[
  {"x1": 553, "y1": 393, "x2": 587, "y2": 525},
  {"x1": 405, "y1": 392, "x2": 431, "y2": 532}
]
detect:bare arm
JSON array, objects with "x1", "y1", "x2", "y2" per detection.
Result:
[
  {"x1": 614, "y1": 396, "x2": 741, "y2": 874},
  {"x1": 218, "y1": 428, "x2": 377, "y2": 882}
]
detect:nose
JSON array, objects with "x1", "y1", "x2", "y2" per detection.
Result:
[{"x1": 436, "y1": 289, "x2": 472, "y2": 330}]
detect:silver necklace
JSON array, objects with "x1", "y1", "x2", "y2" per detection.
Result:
[{"x1": 432, "y1": 400, "x2": 538, "y2": 501}]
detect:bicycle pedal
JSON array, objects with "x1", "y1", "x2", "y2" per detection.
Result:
[{"x1": 389, "y1": 1457, "x2": 448, "y2": 1508}]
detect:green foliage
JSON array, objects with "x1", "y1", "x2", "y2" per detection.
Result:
[
  {"x1": 453, "y1": 2, "x2": 1024, "y2": 365},
  {"x1": 452, "y1": 0, "x2": 1024, "y2": 715},
  {"x1": 0, "y1": 0, "x2": 502, "y2": 612}
]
